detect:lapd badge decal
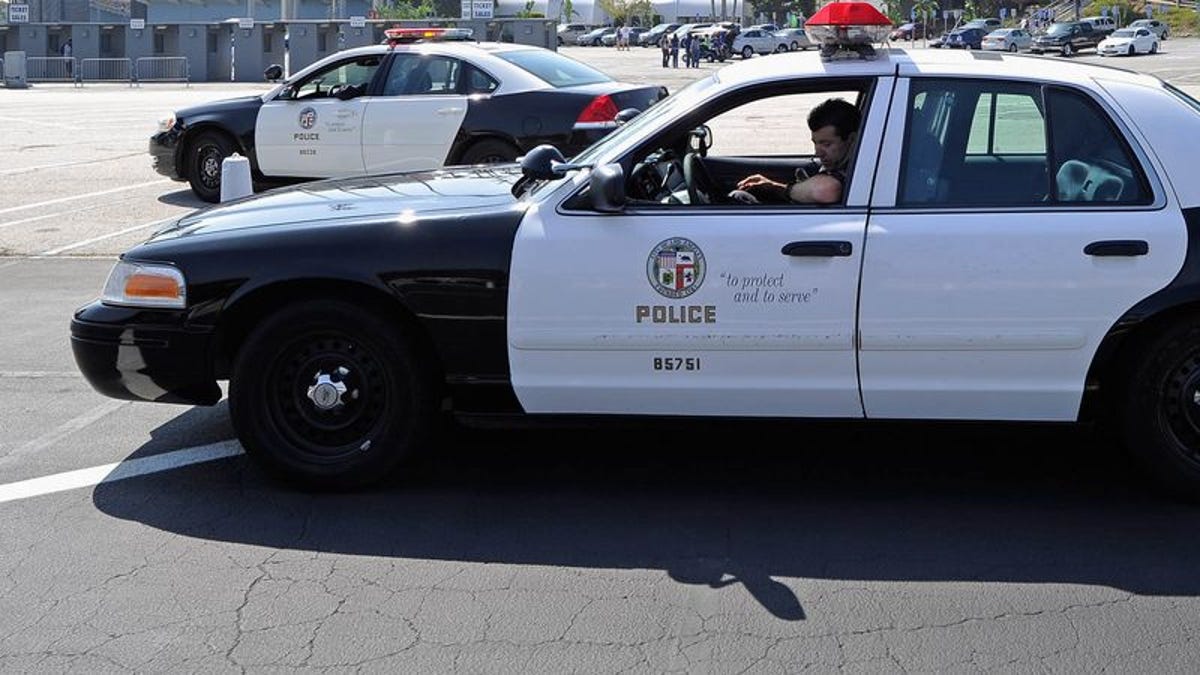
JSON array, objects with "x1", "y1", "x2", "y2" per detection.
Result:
[
  {"x1": 298, "y1": 107, "x2": 317, "y2": 130},
  {"x1": 647, "y1": 238, "x2": 706, "y2": 299}
]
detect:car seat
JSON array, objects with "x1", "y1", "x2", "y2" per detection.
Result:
[
  {"x1": 406, "y1": 71, "x2": 433, "y2": 94},
  {"x1": 1055, "y1": 159, "x2": 1125, "y2": 202}
]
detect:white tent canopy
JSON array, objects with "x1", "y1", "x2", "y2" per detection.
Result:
[{"x1": 532, "y1": 0, "x2": 749, "y2": 25}]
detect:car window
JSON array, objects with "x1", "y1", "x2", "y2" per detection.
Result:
[
  {"x1": 899, "y1": 79, "x2": 1150, "y2": 206},
  {"x1": 494, "y1": 49, "x2": 611, "y2": 88},
  {"x1": 381, "y1": 54, "x2": 464, "y2": 96},
  {"x1": 289, "y1": 55, "x2": 383, "y2": 100}
]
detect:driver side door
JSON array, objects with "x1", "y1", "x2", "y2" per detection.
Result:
[
  {"x1": 508, "y1": 79, "x2": 893, "y2": 418},
  {"x1": 255, "y1": 54, "x2": 383, "y2": 178}
]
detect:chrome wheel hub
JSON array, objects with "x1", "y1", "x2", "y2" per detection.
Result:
[{"x1": 307, "y1": 367, "x2": 351, "y2": 411}]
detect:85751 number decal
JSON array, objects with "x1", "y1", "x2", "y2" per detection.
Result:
[{"x1": 652, "y1": 357, "x2": 701, "y2": 372}]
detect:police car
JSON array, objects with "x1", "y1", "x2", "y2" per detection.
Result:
[
  {"x1": 149, "y1": 28, "x2": 668, "y2": 202},
  {"x1": 77, "y1": 45, "x2": 1200, "y2": 497}
]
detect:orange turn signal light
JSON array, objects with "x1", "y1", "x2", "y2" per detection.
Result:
[{"x1": 125, "y1": 273, "x2": 181, "y2": 299}]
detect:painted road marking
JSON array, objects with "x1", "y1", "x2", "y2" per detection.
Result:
[
  {"x1": 39, "y1": 219, "x2": 169, "y2": 256},
  {"x1": 0, "y1": 441, "x2": 245, "y2": 505},
  {"x1": 0, "y1": 399, "x2": 129, "y2": 469},
  {"x1": 0, "y1": 180, "x2": 170, "y2": 217}
]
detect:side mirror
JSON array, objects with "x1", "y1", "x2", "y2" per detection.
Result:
[
  {"x1": 264, "y1": 64, "x2": 283, "y2": 82},
  {"x1": 590, "y1": 163, "x2": 626, "y2": 213},
  {"x1": 615, "y1": 108, "x2": 641, "y2": 125},
  {"x1": 519, "y1": 144, "x2": 588, "y2": 181}
]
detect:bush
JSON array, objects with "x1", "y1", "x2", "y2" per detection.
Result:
[{"x1": 1158, "y1": 6, "x2": 1200, "y2": 37}]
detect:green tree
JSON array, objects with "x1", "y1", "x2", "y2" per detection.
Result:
[
  {"x1": 747, "y1": 0, "x2": 806, "y2": 25},
  {"x1": 595, "y1": 0, "x2": 652, "y2": 25},
  {"x1": 560, "y1": 0, "x2": 577, "y2": 21},
  {"x1": 912, "y1": 0, "x2": 938, "y2": 42},
  {"x1": 379, "y1": 0, "x2": 436, "y2": 19}
]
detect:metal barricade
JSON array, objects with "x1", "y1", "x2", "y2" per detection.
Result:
[
  {"x1": 135, "y1": 57, "x2": 189, "y2": 85},
  {"x1": 80, "y1": 58, "x2": 133, "y2": 86},
  {"x1": 26, "y1": 57, "x2": 79, "y2": 84}
]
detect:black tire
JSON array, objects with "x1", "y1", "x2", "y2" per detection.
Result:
[
  {"x1": 1129, "y1": 45, "x2": 1136, "y2": 56},
  {"x1": 187, "y1": 131, "x2": 234, "y2": 204},
  {"x1": 774, "y1": 43, "x2": 788, "y2": 53},
  {"x1": 1162, "y1": 30, "x2": 1168, "y2": 40},
  {"x1": 1062, "y1": 43, "x2": 1073, "y2": 57},
  {"x1": 1121, "y1": 319, "x2": 1200, "y2": 500},
  {"x1": 742, "y1": 46, "x2": 754, "y2": 59},
  {"x1": 1008, "y1": 43, "x2": 1018, "y2": 52},
  {"x1": 790, "y1": 40, "x2": 799, "y2": 51},
  {"x1": 229, "y1": 299, "x2": 436, "y2": 490},
  {"x1": 1151, "y1": 42, "x2": 1159, "y2": 54},
  {"x1": 459, "y1": 138, "x2": 520, "y2": 165}
]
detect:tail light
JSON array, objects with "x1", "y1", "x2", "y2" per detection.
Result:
[{"x1": 574, "y1": 94, "x2": 620, "y2": 129}]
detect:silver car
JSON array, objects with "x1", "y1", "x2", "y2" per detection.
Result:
[
  {"x1": 981, "y1": 28, "x2": 1033, "y2": 52},
  {"x1": 774, "y1": 28, "x2": 814, "y2": 51},
  {"x1": 1128, "y1": 18, "x2": 1169, "y2": 40}
]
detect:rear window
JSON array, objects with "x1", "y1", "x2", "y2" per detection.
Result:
[{"x1": 495, "y1": 49, "x2": 612, "y2": 88}]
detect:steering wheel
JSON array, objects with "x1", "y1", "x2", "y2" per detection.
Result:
[{"x1": 683, "y1": 152, "x2": 720, "y2": 205}]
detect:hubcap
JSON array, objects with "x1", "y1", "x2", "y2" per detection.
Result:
[
  {"x1": 199, "y1": 146, "x2": 223, "y2": 189},
  {"x1": 1163, "y1": 352, "x2": 1200, "y2": 461},
  {"x1": 307, "y1": 367, "x2": 350, "y2": 410}
]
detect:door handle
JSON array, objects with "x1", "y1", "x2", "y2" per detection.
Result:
[
  {"x1": 781, "y1": 241, "x2": 853, "y2": 257},
  {"x1": 1084, "y1": 240, "x2": 1149, "y2": 257},
  {"x1": 435, "y1": 107, "x2": 463, "y2": 116}
]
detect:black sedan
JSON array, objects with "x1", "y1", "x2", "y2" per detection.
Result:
[{"x1": 149, "y1": 31, "x2": 668, "y2": 202}]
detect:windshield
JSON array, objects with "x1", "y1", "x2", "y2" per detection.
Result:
[
  {"x1": 495, "y1": 49, "x2": 612, "y2": 87},
  {"x1": 1111, "y1": 29, "x2": 1136, "y2": 37},
  {"x1": 1046, "y1": 24, "x2": 1071, "y2": 35}
]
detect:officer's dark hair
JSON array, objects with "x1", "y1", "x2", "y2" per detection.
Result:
[{"x1": 807, "y1": 98, "x2": 861, "y2": 141}]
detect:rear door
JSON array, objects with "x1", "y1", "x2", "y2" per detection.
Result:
[
  {"x1": 361, "y1": 53, "x2": 471, "y2": 174},
  {"x1": 858, "y1": 75, "x2": 1185, "y2": 421},
  {"x1": 255, "y1": 53, "x2": 383, "y2": 178}
]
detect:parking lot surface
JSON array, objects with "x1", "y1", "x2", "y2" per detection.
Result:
[{"x1": 4, "y1": 42, "x2": 1200, "y2": 672}]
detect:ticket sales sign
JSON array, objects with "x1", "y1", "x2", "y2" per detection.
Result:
[{"x1": 9, "y1": 4, "x2": 30, "y2": 23}]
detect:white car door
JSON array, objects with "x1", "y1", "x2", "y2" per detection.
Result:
[
  {"x1": 361, "y1": 53, "x2": 471, "y2": 174},
  {"x1": 256, "y1": 54, "x2": 382, "y2": 178},
  {"x1": 859, "y1": 75, "x2": 1186, "y2": 421},
  {"x1": 508, "y1": 80, "x2": 894, "y2": 418}
]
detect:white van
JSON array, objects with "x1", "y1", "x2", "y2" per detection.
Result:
[{"x1": 1081, "y1": 16, "x2": 1116, "y2": 36}]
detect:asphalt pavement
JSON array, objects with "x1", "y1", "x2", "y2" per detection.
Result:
[{"x1": 3, "y1": 42, "x2": 1200, "y2": 672}]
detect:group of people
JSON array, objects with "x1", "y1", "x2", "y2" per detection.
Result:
[
  {"x1": 614, "y1": 25, "x2": 635, "y2": 50},
  {"x1": 658, "y1": 28, "x2": 735, "y2": 68}
]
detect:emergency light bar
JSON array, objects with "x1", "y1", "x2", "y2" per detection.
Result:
[
  {"x1": 383, "y1": 27, "x2": 475, "y2": 46},
  {"x1": 804, "y1": 1, "x2": 893, "y2": 60}
]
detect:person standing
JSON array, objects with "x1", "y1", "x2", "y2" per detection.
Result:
[
  {"x1": 61, "y1": 38, "x2": 73, "y2": 78},
  {"x1": 670, "y1": 32, "x2": 680, "y2": 68},
  {"x1": 689, "y1": 33, "x2": 701, "y2": 67},
  {"x1": 661, "y1": 34, "x2": 671, "y2": 67}
]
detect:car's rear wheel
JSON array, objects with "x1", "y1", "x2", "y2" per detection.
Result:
[
  {"x1": 790, "y1": 40, "x2": 799, "y2": 51},
  {"x1": 1008, "y1": 43, "x2": 1018, "y2": 52},
  {"x1": 774, "y1": 43, "x2": 788, "y2": 53},
  {"x1": 187, "y1": 130, "x2": 234, "y2": 204},
  {"x1": 1151, "y1": 42, "x2": 1159, "y2": 54},
  {"x1": 1121, "y1": 318, "x2": 1200, "y2": 500},
  {"x1": 229, "y1": 299, "x2": 436, "y2": 490},
  {"x1": 742, "y1": 46, "x2": 754, "y2": 59},
  {"x1": 1062, "y1": 43, "x2": 1073, "y2": 56},
  {"x1": 460, "y1": 138, "x2": 520, "y2": 165}
]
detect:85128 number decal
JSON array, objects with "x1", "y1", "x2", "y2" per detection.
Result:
[{"x1": 652, "y1": 357, "x2": 701, "y2": 372}]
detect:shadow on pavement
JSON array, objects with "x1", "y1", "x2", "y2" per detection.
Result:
[
  {"x1": 93, "y1": 413, "x2": 1200, "y2": 621},
  {"x1": 155, "y1": 189, "x2": 206, "y2": 209}
]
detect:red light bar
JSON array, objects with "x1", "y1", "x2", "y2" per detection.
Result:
[{"x1": 383, "y1": 27, "x2": 474, "y2": 45}]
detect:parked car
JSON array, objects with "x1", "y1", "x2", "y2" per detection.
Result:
[
  {"x1": 1098, "y1": 26, "x2": 1160, "y2": 56},
  {"x1": 148, "y1": 29, "x2": 669, "y2": 202},
  {"x1": 671, "y1": 22, "x2": 712, "y2": 43},
  {"x1": 602, "y1": 27, "x2": 646, "y2": 47},
  {"x1": 638, "y1": 22, "x2": 681, "y2": 47},
  {"x1": 732, "y1": 28, "x2": 788, "y2": 58},
  {"x1": 1081, "y1": 15, "x2": 1117, "y2": 36},
  {"x1": 981, "y1": 28, "x2": 1033, "y2": 52},
  {"x1": 963, "y1": 17, "x2": 1002, "y2": 32},
  {"x1": 941, "y1": 27, "x2": 986, "y2": 49},
  {"x1": 1030, "y1": 21, "x2": 1102, "y2": 56},
  {"x1": 80, "y1": 46, "x2": 1200, "y2": 499},
  {"x1": 576, "y1": 26, "x2": 616, "y2": 46},
  {"x1": 1128, "y1": 18, "x2": 1168, "y2": 40},
  {"x1": 556, "y1": 23, "x2": 590, "y2": 46},
  {"x1": 775, "y1": 27, "x2": 814, "y2": 51},
  {"x1": 890, "y1": 22, "x2": 927, "y2": 41},
  {"x1": 747, "y1": 23, "x2": 779, "y2": 33}
]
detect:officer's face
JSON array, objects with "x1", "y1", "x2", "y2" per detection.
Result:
[{"x1": 812, "y1": 124, "x2": 854, "y2": 168}]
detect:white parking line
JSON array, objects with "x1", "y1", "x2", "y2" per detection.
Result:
[
  {"x1": 0, "y1": 115, "x2": 83, "y2": 131},
  {"x1": 0, "y1": 399, "x2": 129, "y2": 468},
  {"x1": 39, "y1": 218, "x2": 168, "y2": 256},
  {"x1": 0, "y1": 441, "x2": 245, "y2": 505},
  {"x1": 0, "y1": 180, "x2": 170, "y2": 217}
]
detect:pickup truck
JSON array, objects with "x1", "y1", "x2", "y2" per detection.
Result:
[{"x1": 1029, "y1": 21, "x2": 1101, "y2": 56}]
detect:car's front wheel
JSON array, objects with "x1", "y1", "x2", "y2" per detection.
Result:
[
  {"x1": 1129, "y1": 45, "x2": 1136, "y2": 56},
  {"x1": 1121, "y1": 318, "x2": 1200, "y2": 500},
  {"x1": 1008, "y1": 43, "x2": 1018, "y2": 52},
  {"x1": 1151, "y1": 42, "x2": 1159, "y2": 54},
  {"x1": 1062, "y1": 43, "x2": 1073, "y2": 56},
  {"x1": 187, "y1": 130, "x2": 234, "y2": 203},
  {"x1": 742, "y1": 46, "x2": 754, "y2": 59},
  {"x1": 229, "y1": 299, "x2": 436, "y2": 489}
]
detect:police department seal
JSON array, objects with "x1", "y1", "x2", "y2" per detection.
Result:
[
  {"x1": 298, "y1": 107, "x2": 317, "y2": 130},
  {"x1": 647, "y1": 238, "x2": 706, "y2": 299}
]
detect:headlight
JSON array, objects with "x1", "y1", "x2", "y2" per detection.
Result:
[
  {"x1": 101, "y1": 261, "x2": 187, "y2": 309},
  {"x1": 156, "y1": 112, "x2": 177, "y2": 133}
]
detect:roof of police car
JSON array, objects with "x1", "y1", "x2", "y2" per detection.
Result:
[{"x1": 712, "y1": 47, "x2": 1161, "y2": 89}]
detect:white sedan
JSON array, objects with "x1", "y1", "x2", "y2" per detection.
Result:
[
  {"x1": 1098, "y1": 27, "x2": 1160, "y2": 56},
  {"x1": 732, "y1": 28, "x2": 789, "y2": 58}
]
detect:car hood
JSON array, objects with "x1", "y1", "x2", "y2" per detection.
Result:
[
  {"x1": 176, "y1": 95, "x2": 264, "y2": 118},
  {"x1": 1101, "y1": 37, "x2": 1132, "y2": 44},
  {"x1": 148, "y1": 166, "x2": 527, "y2": 243}
]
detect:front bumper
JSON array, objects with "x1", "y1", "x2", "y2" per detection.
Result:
[
  {"x1": 149, "y1": 129, "x2": 184, "y2": 181},
  {"x1": 71, "y1": 301, "x2": 221, "y2": 405},
  {"x1": 1097, "y1": 44, "x2": 1126, "y2": 55}
]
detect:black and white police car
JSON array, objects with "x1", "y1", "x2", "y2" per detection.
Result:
[
  {"x1": 78, "y1": 45, "x2": 1200, "y2": 497},
  {"x1": 149, "y1": 28, "x2": 668, "y2": 202}
]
